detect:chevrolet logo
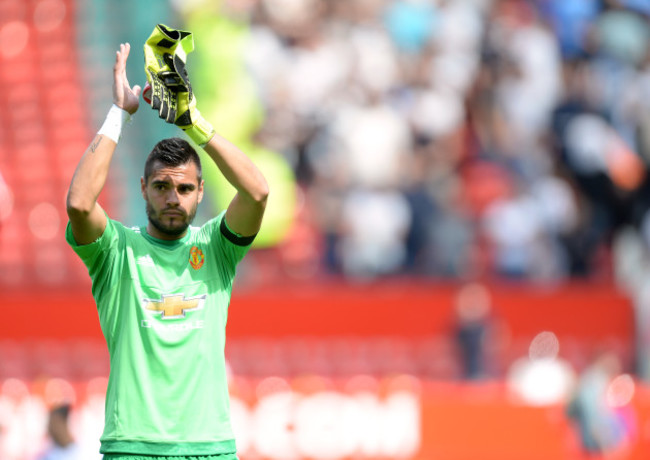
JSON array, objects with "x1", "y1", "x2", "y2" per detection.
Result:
[{"x1": 143, "y1": 294, "x2": 206, "y2": 319}]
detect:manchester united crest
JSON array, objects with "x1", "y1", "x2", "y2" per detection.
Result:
[{"x1": 189, "y1": 246, "x2": 205, "y2": 270}]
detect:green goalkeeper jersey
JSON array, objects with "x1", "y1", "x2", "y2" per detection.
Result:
[{"x1": 66, "y1": 211, "x2": 252, "y2": 456}]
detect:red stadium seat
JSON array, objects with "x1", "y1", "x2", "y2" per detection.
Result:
[{"x1": 0, "y1": 340, "x2": 30, "y2": 380}]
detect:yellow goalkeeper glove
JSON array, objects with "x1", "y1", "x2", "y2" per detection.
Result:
[{"x1": 143, "y1": 23, "x2": 216, "y2": 146}]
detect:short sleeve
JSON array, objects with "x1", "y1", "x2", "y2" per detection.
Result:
[
  {"x1": 65, "y1": 218, "x2": 123, "y2": 298},
  {"x1": 199, "y1": 211, "x2": 255, "y2": 271}
]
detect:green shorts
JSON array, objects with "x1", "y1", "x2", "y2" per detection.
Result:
[{"x1": 103, "y1": 455, "x2": 238, "y2": 460}]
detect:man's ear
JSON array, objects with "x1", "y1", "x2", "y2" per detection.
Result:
[
  {"x1": 141, "y1": 177, "x2": 147, "y2": 199},
  {"x1": 197, "y1": 179, "x2": 205, "y2": 203}
]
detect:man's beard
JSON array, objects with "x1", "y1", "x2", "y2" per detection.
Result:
[{"x1": 146, "y1": 201, "x2": 198, "y2": 238}]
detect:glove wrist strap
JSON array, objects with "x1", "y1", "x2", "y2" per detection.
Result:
[
  {"x1": 98, "y1": 104, "x2": 132, "y2": 143},
  {"x1": 184, "y1": 116, "x2": 216, "y2": 147}
]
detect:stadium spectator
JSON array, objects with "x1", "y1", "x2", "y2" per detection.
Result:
[
  {"x1": 451, "y1": 282, "x2": 495, "y2": 380},
  {"x1": 37, "y1": 404, "x2": 81, "y2": 460},
  {"x1": 566, "y1": 350, "x2": 634, "y2": 456},
  {"x1": 507, "y1": 331, "x2": 576, "y2": 406}
]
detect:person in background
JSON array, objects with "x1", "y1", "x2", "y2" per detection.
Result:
[
  {"x1": 452, "y1": 283, "x2": 495, "y2": 380},
  {"x1": 566, "y1": 350, "x2": 636, "y2": 456},
  {"x1": 38, "y1": 404, "x2": 81, "y2": 460}
]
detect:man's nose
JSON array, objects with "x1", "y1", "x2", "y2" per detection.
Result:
[{"x1": 166, "y1": 189, "x2": 180, "y2": 205}]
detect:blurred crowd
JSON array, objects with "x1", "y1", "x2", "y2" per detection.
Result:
[{"x1": 213, "y1": 0, "x2": 650, "y2": 281}]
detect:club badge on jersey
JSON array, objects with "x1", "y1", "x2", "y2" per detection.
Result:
[{"x1": 189, "y1": 246, "x2": 205, "y2": 270}]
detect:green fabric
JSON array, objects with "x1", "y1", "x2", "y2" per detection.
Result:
[
  {"x1": 67, "y1": 211, "x2": 250, "y2": 456},
  {"x1": 186, "y1": 15, "x2": 263, "y2": 143},
  {"x1": 103, "y1": 454, "x2": 238, "y2": 460}
]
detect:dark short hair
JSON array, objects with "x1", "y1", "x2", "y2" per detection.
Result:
[
  {"x1": 143, "y1": 138, "x2": 202, "y2": 184},
  {"x1": 50, "y1": 404, "x2": 71, "y2": 420}
]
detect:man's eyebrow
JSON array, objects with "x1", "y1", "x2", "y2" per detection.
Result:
[{"x1": 151, "y1": 179, "x2": 197, "y2": 189}]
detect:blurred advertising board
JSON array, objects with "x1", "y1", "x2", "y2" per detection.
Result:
[{"x1": 3, "y1": 375, "x2": 650, "y2": 460}]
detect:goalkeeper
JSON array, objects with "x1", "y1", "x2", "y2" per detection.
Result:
[{"x1": 65, "y1": 25, "x2": 268, "y2": 460}]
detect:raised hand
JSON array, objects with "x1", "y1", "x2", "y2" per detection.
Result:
[
  {"x1": 143, "y1": 24, "x2": 215, "y2": 146},
  {"x1": 113, "y1": 43, "x2": 141, "y2": 115}
]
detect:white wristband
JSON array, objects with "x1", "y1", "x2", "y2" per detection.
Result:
[{"x1": 98, "y1": 104, "x2": 131, "y2": 143}]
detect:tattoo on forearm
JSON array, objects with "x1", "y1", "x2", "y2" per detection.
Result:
[{"x1": 90, "y1": 136, "x2": 103, "y2": 153}]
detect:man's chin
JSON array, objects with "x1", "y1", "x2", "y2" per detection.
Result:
[
  {"x1": 150, "y1": 219, "x2": 189, "y2": 238},
  {"x1": 146, "y1": 202, "x2": 197, "y2": 238}
]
